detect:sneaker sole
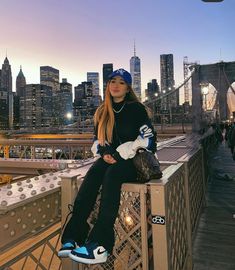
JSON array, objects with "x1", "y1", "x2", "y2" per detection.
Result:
[
  {"x1": 58, "y1": 250, "x2": 72, "y2": 258},
  {"x1": 69, "y1": 253, "x2": 107, "y2": 264}
]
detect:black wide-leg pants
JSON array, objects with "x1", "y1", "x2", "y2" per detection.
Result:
[{"x1": 61, "y1": 157, "x2": 137, "y2": 253}]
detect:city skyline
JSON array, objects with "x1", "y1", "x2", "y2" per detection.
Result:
[{"x1": 0, "y1": 0, "x2": 234, "y2": 100}]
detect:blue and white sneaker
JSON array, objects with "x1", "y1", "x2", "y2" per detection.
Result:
[
  {"x1": 69, "y1": 241, "x2": 108, "y2": 264},
  {"x1": 58, "y1": 241, "x2": 77, "y2": 258}
]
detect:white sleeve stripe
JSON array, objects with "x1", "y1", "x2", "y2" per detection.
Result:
[{"x1": 91, "y1": 140, "x2": 101, "y2": 157}]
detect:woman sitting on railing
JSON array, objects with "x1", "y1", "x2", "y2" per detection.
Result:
[{"x1": 58, "y1": 68, "x2": 157, "y2": 264}]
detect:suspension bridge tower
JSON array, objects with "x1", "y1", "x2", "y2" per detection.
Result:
[
  {"x1": 191, "y1": 61, "x2": 235, "y2": 132},
  {"x1": 183, "y1": 56, "x2": 198, "y2": 104}
]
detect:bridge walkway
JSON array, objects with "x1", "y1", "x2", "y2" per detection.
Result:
[{"x1": 193, "y1": 141, "x2": 235, "y2": 270}]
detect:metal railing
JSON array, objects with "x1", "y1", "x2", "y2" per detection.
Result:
[
  {"x1": 59, "y1": 160, "x2": 197, "y2": 270},
  {"x1": 0, "y1": 139, "x2": 93, "y2": 160},
  {"x1": 0, "y1": 137, "x2": 187, "y2": 161},
  {"x1": 0, "y1": 223, "x2": 62, "y2": 270},
  {"x1": 0, "y1": 134, "x2": 211, "y2": 270}
]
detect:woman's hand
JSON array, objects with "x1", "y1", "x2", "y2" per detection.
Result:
[{"x1": 103, "y1": 154, "x2": 117, "y2": 164}]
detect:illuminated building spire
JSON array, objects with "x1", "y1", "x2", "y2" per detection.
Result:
[{"x1": 134, "y1": 40, "x2": 136, "y2": 57}]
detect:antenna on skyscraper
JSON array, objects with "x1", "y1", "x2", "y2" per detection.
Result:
[
  {"x1": 134, "y1": 40, "x2": 136, "y2": 57},
  {"x1": 219, "y1": 48, "x2": 222, "y2": 62}
]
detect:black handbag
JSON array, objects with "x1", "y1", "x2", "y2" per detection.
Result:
[{"x1": 133, "y1": 148, "x2": 163, "y2": 183}]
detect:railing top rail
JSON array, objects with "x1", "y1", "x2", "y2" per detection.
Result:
[
  {"x1": 157, "y1": 135, "x2": 186, "y2": 150},
  {"x1": 0, "y1": 139, "x2": 92, "y2": 146},
  {"x1": 0, "y1": 135, "x2": 188, "y2": 148},
  {"x1": 11, "y1": 133, "x2": 93, "y2": 139},
  {"x1": 147, "y1": 163, "x2": 184, "y2": 186}
]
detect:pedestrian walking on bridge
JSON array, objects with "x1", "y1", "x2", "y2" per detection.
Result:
[{"x1": 228, "y1": 122, "x2": 235, "y2": 160}]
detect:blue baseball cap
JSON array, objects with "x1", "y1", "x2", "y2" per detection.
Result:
[{"x1": 108, "y1": 68, "x2": 132, "y2": 85}]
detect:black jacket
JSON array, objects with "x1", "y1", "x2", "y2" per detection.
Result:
[{"x1": 91, "y1": 101, "x2": 157, "y2": 160}]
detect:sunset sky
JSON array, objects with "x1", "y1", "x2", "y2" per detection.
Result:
[{"x1": 0, "y1": 0, "x2": 234, "y2": 101}]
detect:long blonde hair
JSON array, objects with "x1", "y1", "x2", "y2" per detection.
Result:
[{"x1": 94, "y1": 81, "x2": 140, "y2": 146}]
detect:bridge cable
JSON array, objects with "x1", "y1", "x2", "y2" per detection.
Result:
[
  {"x1": 222, "y1": 66, "x2": 235, "y2": 95},
  {"x1": 145, "y1": 66, "x2": 195, "y2": 106}
]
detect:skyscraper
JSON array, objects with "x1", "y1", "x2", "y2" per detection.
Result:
[
  {"x1": 87, "y1": 72, "x2": 101, "y2": 107},
  {"x1": 74, "y1": 81, "x2": 95, "y2": 124},
  {"x1": 0, "y1": 88, "x2": 8, "y2": 129},
  {"x1": 160, "y1": 54, "x2": 174, "y2": 93},
  {"x1": 146, "y1": 79, "x2": 160, "y2": 100},
  {"x1": 1, "y1": 57, "x2": 12, "y2": 92},
  {"x1": 16, "y1": 66, "x2": 26, "y2": 98},
  {"x1": 40, "y1": 66, "x2": 60, "y2": 126},
  {"x1": 15, "y1": 66, "x2": 26, "y2": 128},
  {"x1": 0, "y1": 57, "x2": 13, "y2": 128},
  {"x1": 59, "y1": 78, "x2": 73, "y2": 124},
  {"x1": 102, "y1": 64, "x2": 113, "y2": 98},
  {"x1": 74, "y1": 81, "x2": 93, "y2": 105},
  {"x1": 160, "y1": 54, "x2": 178, "y2": 108},
  {"x1": 23, "y1": 84, "x2": 52, "y2": 128},
  {"x1": 0, "y1": 66, "x2": 7, "y2": 129},
  {"x1": 40, "y1": 66, "x2": 59, "y2": 93},
  {"x1": 130, "y1": 44, "x2": 141, "y2": 99},
  {"x1": 87, "y1": 72, "x2": 100, "y2": 96}
]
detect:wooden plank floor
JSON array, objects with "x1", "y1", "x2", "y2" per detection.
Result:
[{"x1": 193, "y1": 142, "x2": 235, "y2": 270}]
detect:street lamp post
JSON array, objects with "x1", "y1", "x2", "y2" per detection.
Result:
[
  {"x1": 182, "y1": 103, "x2": 186, "y2": 133},
  {"x1": 200, "y1": 83, "x2": 209, "y2": 111},
  {"x1": 200, "y1": 82, "x2": 209, "y2": 132}
]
